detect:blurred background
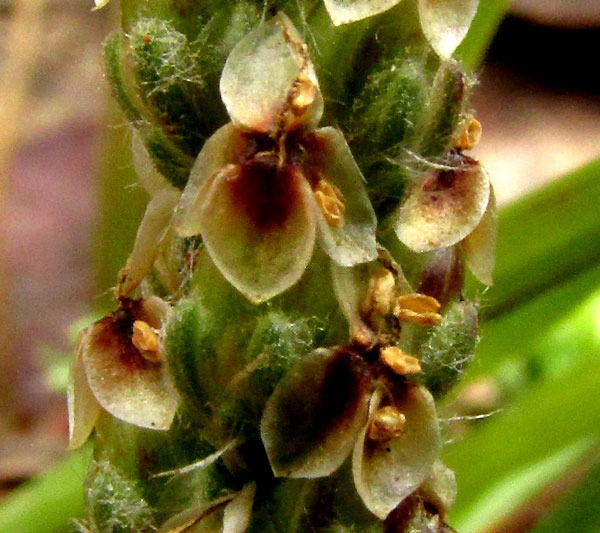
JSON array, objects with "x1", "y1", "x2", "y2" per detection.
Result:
[{"x1": 0, "y1": 0, "x2": 599, "y2": 531}]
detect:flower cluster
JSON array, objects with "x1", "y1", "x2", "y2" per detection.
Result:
[{"x1": 71, "y1": 5, "x2": 490, "y2": 529}]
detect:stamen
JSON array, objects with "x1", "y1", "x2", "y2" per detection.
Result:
[
  {"x1": 132, "y1": 320, "x2": 161, "y2": 363},
  {"x1": 455, "y1": 115, "x2": 482, "y2": 151},
  {"x1": 290, "y1": 72, "x2": 316, "y2": 117},
  {"x1": 380, "y1": 346, "x2": 421, "y2": 376},
  {"x1": 314, "y1": 179, "x2": 345, "y2": 227},
  {"x1": 368, "y1": 406, "x2": 406, "y2": 442},
  {"x1": 394, "y1": 293, "x2": 442, "y2": 326},
  {"x1": 362, "y1": 268, "x2": 396, "y2": 316}
]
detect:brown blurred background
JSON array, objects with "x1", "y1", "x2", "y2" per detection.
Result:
[{"x1": 0, "y1": 0, "x2": 598, "y2": 498}]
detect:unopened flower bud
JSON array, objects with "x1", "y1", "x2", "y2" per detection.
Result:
[{"x1": 368, "y1": 406, "x2": 406, "y2": 442}]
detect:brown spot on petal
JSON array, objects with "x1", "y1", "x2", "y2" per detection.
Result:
[
  {"x1": 396, "y1": 154, "x2": 489, "y2": 253},
  {"x1": 262, "y1": 347, "x2": 373, "y2": 477},
  {"x1": 230, "y1": 152, "x2": 301, "y2": 230},
  {"x1": 317, "y1": 349, "x2": 373, "y2": 435},
  {"x1": 94, "y1": 312, "x2": 150, "y2": 373}
]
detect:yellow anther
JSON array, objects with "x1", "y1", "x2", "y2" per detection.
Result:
[
  {"x1": 290, "y1": 73, "x2": 316, "y2": 117},
  {"x1": 368, "y1": 406, "x2": 406, "y2": 442},
  {"x1": 380, "y1": 346, "x2": 421, "y2": 376},
  {"x1": 132, "y1": 320, "x2": 161, "y2": 363},
  {"x1": 394, "y1": 293, "x2": 442, "y2": 326},
  {"x1": 362, "y1": 268, "x2": 396, "y2": 317},
  {"x1": 314, "y1": 179, "x2": 345, "y2": 228},
  {"x1": 455, "y1": 115, "x2": 482, "y2": 151}
]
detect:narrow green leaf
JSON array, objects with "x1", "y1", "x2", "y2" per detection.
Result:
[
  {"x1": 455, "y1": 0, "x2": 510, "y2": 70},
  {"x1": 443, "y1": 357, "x2": 600, "y2": 529},
  {"x1": 473, "y1": 261, "x2": 600, "y2": 381},
  {"x1": 483, "y1": 157, "x2": 600, "y2": 321},
  {"x1": 0, "y1": 449, "x2": 89, "y2": 533},
  {"x1": 532, "y1": 454, "x2": 600, "y2": 533}
]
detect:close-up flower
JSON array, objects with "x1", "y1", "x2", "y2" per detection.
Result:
[
  {"x1": 67, "y1": 296, "x2": 178, "y2": 448},
  {"x1": 394, "y1": 152, "x2": 497, "y2": 286},
  {"x1": 260, "y1": 345, "x2": 443, "y2": 519},
  {"x1": 174, "y1": 14, "x2": 377, "y2": 304}
]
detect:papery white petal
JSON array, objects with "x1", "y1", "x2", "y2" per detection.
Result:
[
  {"x1": 67, "y1": 330, "x2": 101, "y2": 450},
  {"x1": 420, "y1": 461, "x2": 457, "y2": 516},
  {"x1": 157, "y1": 495, "x2": 234, "y2": 533},
  {"x1": 82, "y1": 310, "x2": 179, "y2": 430},
  {"x1": 220, "y1": 14, "x2": 323, "y2": 133},
  {"x1": 460, "y1": 184, "x2": 497, "y2": 285},
  {"x1": 261, "y1": 348, "x2": 371, "y2": 478},
  {"x1": 395, "y1": 157, "x2": 490, "y2": 253},
  {"x1": 120, "y1": 189, "x2": 181, "y2": 296},
  {"x1": 92, "y1": 0, "x2": 110, "y2": 10},
  {"x1": 309, "y1": 127, "x2": 378, "y2": 266},
  {"x1": 331, "y1": 262, "x2": 376, "y2": 346},
  {"x1": 191, "y1": 163, "x2": 317, "y2": 303},
  {"x1": 223, "y1": 483, "x2": 256, "y2": 533},
  {"x1": 131, "y1": 130, "x2": 176, "y2": 196},
  {"x1": 324, "y1": 0, "x2": 403, "y2": 26},
  {"x1": 175, "y1": 123, "x2": 246, "y2": 238},
  {"x1": 418, "y1": 0, "x2": 480, "y2": 58},
  {"x1": 352, "y1": 385, "x2": 440, "y2": 519}
]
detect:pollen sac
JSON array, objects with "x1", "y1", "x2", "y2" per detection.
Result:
[
  {"x1": 380, "y1": 346, "x2": 422, "y2": 376},
  {"x1": 314, "y1": 179, "x2": 346, "y2": 228},
  {"x1": 220, "y1": 13, "x2": 323, "y2": 134},
  {"x1": 395, "y1": 155, "x2": 490, "y2": 253},
  {"x1": 132, "y1": 320, "x2": 161, "y2": 362},
  {"x1": 455, "y1": 115, "x2": 482, "y2": 151},
  {"x1": 394, "y1": 293, "x2": 442, "y2": 326}
]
